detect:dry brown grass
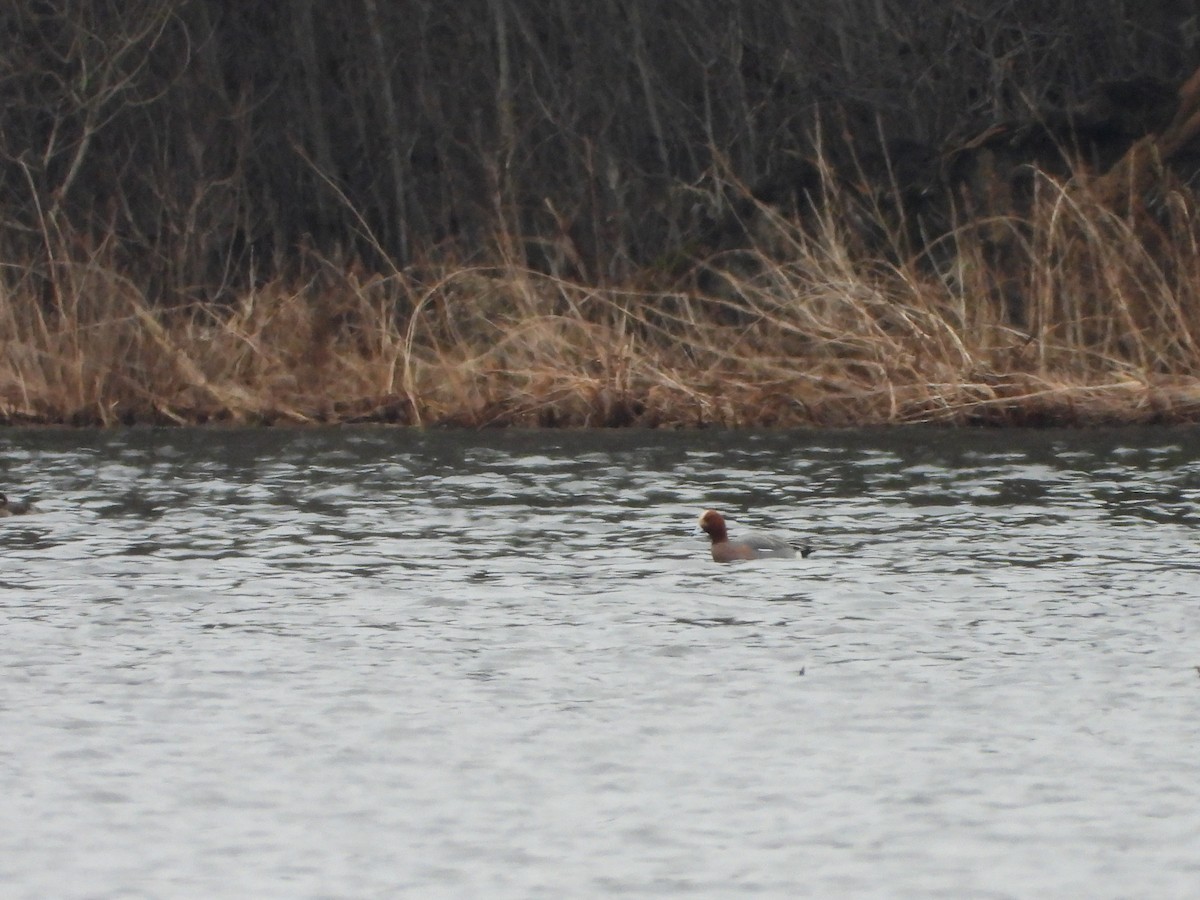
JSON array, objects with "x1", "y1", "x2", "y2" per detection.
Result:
[{"x1": 3, "y1": 175, "x2": 1200, "y2": 428}]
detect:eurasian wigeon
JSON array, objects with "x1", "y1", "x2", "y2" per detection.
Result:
[
  {"x1": 0, "y1": 494, "x2": 37, "y2": 517},
  {"x1": 698, "y1": 509, "x2": 809, "y2": 563}
]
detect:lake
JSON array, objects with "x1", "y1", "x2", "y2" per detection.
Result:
[{"x1": 2, "y1": 426, "x2": 1199, "y2": 898}]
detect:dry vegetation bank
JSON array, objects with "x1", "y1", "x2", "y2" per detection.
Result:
[
  {"x1": 2, "y1": 1, "x2": 1200, "y2": 427},
  {"x1": 5, "y1": 172, "x2": 1200, "y2": 428}
]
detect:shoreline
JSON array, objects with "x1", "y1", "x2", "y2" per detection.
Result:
[
  {"x1": 2, "y1": 369, "x2": 1200, "y2": 434},
  {"x1": 5, "y1": 177, "x2": 1200, "y2": 432},
  {"x1": 4, "y1": 317, "x2": 1200, "y2": 430}
]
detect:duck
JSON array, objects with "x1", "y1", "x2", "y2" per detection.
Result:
[
  {"x1": 0, "y1": 494, "x2": 37, "y2": 517},
  {"x1": 698, "y1": 509, "x2": 809, "y2": 563}
]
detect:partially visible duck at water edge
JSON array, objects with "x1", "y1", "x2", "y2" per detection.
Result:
[{"x1": 0, "y1": 494, "x2": 38, "y2": 517}]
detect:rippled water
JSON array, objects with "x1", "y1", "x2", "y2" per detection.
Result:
[{"x1": 2, "y1": 426, "x2": 1200, "y2": 897}]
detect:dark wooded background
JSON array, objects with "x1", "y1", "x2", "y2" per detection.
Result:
[{"x1": 2, "y1": 1, "x2": 1195, "y2": 300}]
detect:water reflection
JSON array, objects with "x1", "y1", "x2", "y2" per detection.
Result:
[{"x1": 1, "y1": 425, "x2": 1199, "y2": 896}]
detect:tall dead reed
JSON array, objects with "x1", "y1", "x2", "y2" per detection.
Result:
[{"x1": 3, "y1": 169, "x2": 1200, "y2": 427}]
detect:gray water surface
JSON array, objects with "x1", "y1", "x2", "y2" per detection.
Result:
[{"x1": 2, "y1": 426, "x2": 1199, "y2": 898}]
